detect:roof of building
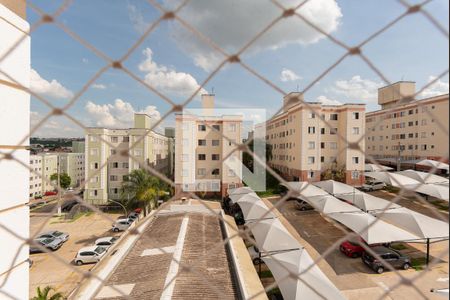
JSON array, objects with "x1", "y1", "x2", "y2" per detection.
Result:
[
  {"x1": 93, "y1": 208, "x2": 238, "y2": 299},
  {"x1": 367, "y1": 93, "x2": 449, "y2": 115}
]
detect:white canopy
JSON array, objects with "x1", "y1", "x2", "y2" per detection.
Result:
[
  {"x1": 234, "y1": 193, "x2": 276, "y2": 220},
  {"x1": 263, "y1": 249, "x2": 346, "y2": 300},
  {"x1": 431, "y1": 288, "x2": 449, "y2": 297},
  {"x1": 249, "y1": 218, "x2": 301, "y2": 252},
  {"x1": 374, "y1": 207, "x2": 449, "y2": 239},
  {"x1": 338, "y1": 193, "x2": 401, "y2": 212},
  {"x1": 280, "y1": 182, "x2": 329, "y2": 199},
  {"x1": 313, "y1": 180, "x2": 363, "y2": 196},
  {"x1": 397, "y1": 170, "x2": 449, "y2": 185},
  {"x1": 229, "y1": 191, "x2": 259, "y2": 203},
  {"x1": 228, "y1": 186, "x2": 254, "y2": 195},
  {"x1": 364, "y1": 172, "x2": 422, "y2": 188},
  {"x1": 365, "y1": 164, "x2": 393, "y2": 172},
  {"x1": 415, "y1": 184, "x2": 449, "y2": 201},
  {"x1": 307, "y1": 195, "x2": 361, "y2": 214},
  {"x1": 416, "y1": 159, "x2": 449, "y2": 171},
  {"x1": 327, "y1": 211, "x2": 420, "y2": 244}
]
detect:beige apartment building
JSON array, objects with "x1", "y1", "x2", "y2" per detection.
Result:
[
  {"x1": 366, "y1": 82, "x2": 449, "y2": 163},
  {"x1": 59, "y1": 152, "x2": 85, "y2": 188},
  {"x1": 29, "y1": 153, "x2": 58, "y2": 198},
  {"x1": 175, "y1": 94, "x2": 243, "y2": 197},
  {"x1": 259, "y1": 93, "x2": 366, "y2": 185},
  {"x1": 84, "y1": 113, "x2": 173, "y2": 205}
]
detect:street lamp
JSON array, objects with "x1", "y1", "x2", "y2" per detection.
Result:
[{"x1": 108, "y1": 199, "x2": 127, "y2": 216}]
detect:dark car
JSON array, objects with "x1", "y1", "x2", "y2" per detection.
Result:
[
  {"x1": 61, "y1": 200, "x2": 78, "y2": 212},
  {"x1": 362, "y1": 246, "x2": 411, "y2": 274},
  {"x1": 294, "y1": 199, "x2": 314, "y2": 211}
]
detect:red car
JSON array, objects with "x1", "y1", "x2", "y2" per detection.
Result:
[
  {"x1": 340, "y1": 240, "x2": 367, "y2": 258},
  {"x1": 44, "y1": 191, "x2": 58, "y2": 196}
]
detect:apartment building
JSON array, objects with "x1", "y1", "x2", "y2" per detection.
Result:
[
  {"x1": 72, "y1": 140, "x2": 85, "y2": 153},
  {"x1": 59, "y1": 153, "x2": 85, "y2": 188},
  {"x1": 259, "y1": 93, "x2": 366, "y2": 185},
  {"x1": 175, "y1": 94, "x2": 243, "y2": 197},
  {"x1": 29, "y1": 153, "x2": 58, "y2": 198},
  {"x1": 84, "y1": 113, "x2": 173, "y2": 205},
  {"x1": 366, "y1": 82, "x2": 449, "y2": 163}
]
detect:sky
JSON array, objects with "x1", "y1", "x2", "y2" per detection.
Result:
[{"x1": 25, "y1": 0, "x2": 449, "y2": 138}]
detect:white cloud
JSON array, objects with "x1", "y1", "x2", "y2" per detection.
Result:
[
  {"x1": 280, "y1": 68, "x2": 302, "y2": 82},
  {"x1": 330, "y1": 75, "x2": 383, "y2": 103},
  {"x1": 139, "y1": 48, "x2": 206, "y2": 97},
  {"x1": 92, "y1": 83, "x2": 107, "y2": 90},
  {"x1": 420, "y1": 76, "x2": 449, "y2": 98},
  {"x1": 30, "y1": 69, "x2": 74, "y2": 99},
  {"x1": 164, "y1": 0, "x2": 342, "y2": 71},
  {"x1": 127, "y1": 4, "x2": 148, "y2": 34},
  {"x1": 317, "y1": 95, "x2": 342, "y2": 106},
  {"x1": 31, "y1": 111, "x2": 82, "y2": 137},
  {"x1": 85, "y1": 98, "x2": 161, "y2": 128}
]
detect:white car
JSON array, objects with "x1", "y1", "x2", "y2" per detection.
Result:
[
  {"x1": 95, "y1": 236, "x2": 119, "y2": 249},
  {"x1": 74, "y1": 246, "x2": 107, "y2": 265},
  {"x1": 361, "y1": 181, "x2": 386, "y2": 192},
  {"x1": 112, "y1": 220, "x2": 131, "y2": 232},
  {"x1": 247, "y1": 246, "x2": 262, "y2": 265}
]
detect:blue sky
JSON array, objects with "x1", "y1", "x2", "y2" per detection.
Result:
[{"x1": 27, "y1": 0, "x2": 449, "y2": 137}]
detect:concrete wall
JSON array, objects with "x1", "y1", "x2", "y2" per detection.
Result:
[{"x1": 0, "y1": 2, "x2": 29, "y2": 299}]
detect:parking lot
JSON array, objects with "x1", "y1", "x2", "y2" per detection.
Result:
[
  {"x1": 30, "y1": 210, "x2": 121, "y2": 298},
  {"x1": 267, "y1": 189, "x2": 449, "y2": 299}
]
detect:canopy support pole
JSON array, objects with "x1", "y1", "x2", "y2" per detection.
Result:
[
  {"x1": 426, "y1": 238, "x2": 430, "y2": 266},
  {"x1": 258, "y1": 252, "x2": 262, "y2": 276}
]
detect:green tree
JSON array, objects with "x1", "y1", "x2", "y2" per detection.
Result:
[
  {"x1": 50, "y1": 173, "x2": 71, "y2": 189},
  {"x1": 321, "y1": 163, "x2": 346, "y2": 182},
  {"x1": 32, "y1": 286, "x2": 64, "y2": 300},
  {"x1": 120, "y1": 169, "x2": 168, "y2": 211}
]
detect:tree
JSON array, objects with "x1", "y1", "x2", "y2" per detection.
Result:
[
  {"x1": 32, "y1": 286, "x2": 64, "y2": 300},
  {"x1": 321, "y1": 163, "x2": 346, "y2": 182},
  {"x1": 50, "y1": 173, "x2": 71, "y2": 189},
  {"x1": 120, "y1": 169, "x2": 168, "y2": 211}
]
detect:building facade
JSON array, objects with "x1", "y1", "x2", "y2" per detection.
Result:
[
  {"x1": 175, "y1": 94, "x2": 243, "y2": 197},
  {"x1": 29, "y1": 153, "x2": 58, "y2": 198},
  {"x1": 59, "y1": 153, "x2": 85, "y2": 188},
  {"x1": 72, "y1": 140, "x2": 85, "y2": 153},
  {"x1": 259, "y1": 93, "x2": 366, "y2": 185},
  {"x1": 84, "y1": 114, "x2": 173, "y2": 205},
  {"x1": 366, "y1": 82, "x2": 449, "y2": 163}
]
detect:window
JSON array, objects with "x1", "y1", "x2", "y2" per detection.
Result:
[
  {"x1": 212, "y1": 169, "x2": 220, "y2": 175},
  {"x1": 90, "y1": 148, "x2": 98, "y2": 156},
  {"x1": 122, "y1": 162, "x2": 129, "y2": 168},
  {"x1": 110, "y1": 175, "x2": 118, "y2": 181},
  {"x1": 212, "y1": 140, "x2": 220, "y2": 146},
  {"x1": 198, "y1": 125, "x2": 206, "y2": 131},
  {"x1": 351, "y1": 171, "x2": 360, "y2": 179},
  {"x1": 91, "y1": 162, "x2": 99, "y2": 170},
  {"x1": 321, "y1": 128, "x2": 326, "y2": 135},
  {"x1": 90, "y1": 190, "x2": 98, "y2": 197},
  {"x1": 421, "y1": 132, "x2": 427, "y2": 138},
  {"x1": 421, "y1": 119, "x2": 427, "y2": 126},
  {"x1": 308, "y1": 127, "x2": 315, "y2": 134},
  {"x1": 212, "y1": 154, "x2": 220, "y2": 161},
  {"x1": 409, "y1": 109, "x2": 414, "y2": 115},
  {"x1": 330, "y1": 142, "x2": 337, "y2": 150},
  {"x1": 212, "y1": 125, "x2": 221, "y2": 131},
  {"x1": 197, "y1": 168, "x2": 206, "y2": 176},
  {"x1": 352, "y1": 127, "x2": 360, "y2": 135},
  {"x1": 308, "y1": 142, "x2": 315, "y2": 150},
  {"x1": 198, "y1": 154, "x2": 206, "y2": 161},
  {"x1": 352, "y1": 157, "x2": 360, "y2": 164},
  {"x1": 198, "y1": 139, "x2": 207, "y2": 146},
  {"x1": 307, "y1": 171, "x2": 314, "y2": 179},
  {"x1": 90, "y1": 135, "x2": 98, "y2": 142},
  {"x1": 321, "y1": 156, "x2": 325, "y2": 163},
  {"x1": 330, "y1": 114, "x2": 338, "y2": 121},
  {"x1": 182, "y1": 169, "x2": 189, "y2": 177},
  {"x1": 421, "y1": 145, "x2": 427, "y2": 151},
  {"x1": 321, "y1": 142, "x2": 325, "y2": 149},
  {"x1": 228, "y1": 169, "x2": 236, "y2": 177},
  {"x1": 229, "y1": 124, "x2": 237, "y2": 132},
  {"x1": 308, "y1": 113, "x2": 316, "y2": 119},
  {"x1": 352, "y1": 112, "x2": 360, "y2": 120},
  {"x1": 90, "y1": 177, "x2": 99, "y2": 183},
  {"x1": 123, "y1": 136, "x2": 130, "y2": 142},
  {"x1": 110, "y1": 136, "x2": 118, "y2": 143},
  {"x1": 330, "y1": 128, "x2": 338, "y2": 135},
  {"x1": 112, "y1": 162, "x2": 119, "y2": 168},
  {"x1": 110, "y1": 149, "x2": 117, "y2": 155},
  {"x1": 308, "y1": 157, "x2": 315, "y2": 164}
]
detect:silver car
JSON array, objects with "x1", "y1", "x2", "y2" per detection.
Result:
[
  {"x1": 361, "y1": 181, "x2": 386, "y2": 192},
  {"x1": 112, "y1": 220, "x2": 131, "y2": 232},
  {"x1": 30, "y1": 237, "x2": 63, "y2": 253},
  {"x1": 95, "y1": 237, "x2": 119, "y2": 249},
  {"x1": 74, "y1": 246, "x2": 107, "y2": 265},
  {"x1": 37, "y1": 230, "x2": 70, "y2": 243}
]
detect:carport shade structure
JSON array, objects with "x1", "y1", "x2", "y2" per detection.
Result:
[
  {"x1": 415, "y1": 159, "x2": 450, "y2": 172},
  {"x1": 373, "y1": 207, "x2": 450, "y2": 265},
  {"x1": 229, "y1": 192, "x2": 276, "y2": 221},
  {"x1": 248, "y1": 218, "x2": 301, "y2": 252},
  {"x1": 306, "y1": 195, "x2": 361, "y2": 215},
  {"x1": 337, "y1": 193, "x2": 401, "y2": 212},
  {"x1": 365, "y1": 163, "x2": 393, "y2": 172},
  {"x1": 262, "y1": 249, "x2": 346, "y2": 300},
  {"x1": 364, "y1": 171, "x2": 422, "y2": 188},
  {"x1": 313, "y1": 180, "x2": 364, "y2": 196},
  {"x1": 397, "y1": 170, "x2": 449, "y2": 185},
  {"x1": 228, "y1": 186, "x2": 255, "y2": 195},
  {"x1": 280, "y1": 182, "x2": 329, "y2": 199}
]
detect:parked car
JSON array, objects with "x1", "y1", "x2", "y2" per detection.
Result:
[
  {"x1": 360, "y1": 181, "x2": 386, "y2": 192},
  {"x1": 279, "y1": 185, "x2": 299, "y2": 200},
  {"x1": 34, "y1": 195, "x2": 43, "y2": 200},
  {"x1": 30, "y1": 237, "x2": 63, "y2": 253},
  {"x1": 248, "y1": 246, "x2": 262, "y2": 265},
  {"x1": 36, "y1": 231, "x2": 70, "y2": 243},
  {"x1": 134, "y1": 208, "x2": 142, "y2": 214},
  {"x1": 127, "y1": 212, "x2": 139, "y2": 222},
  {"x1": 294, "y1": 199, "x2": 314, "y2": 211},
  {"x1": 340, "y1": 239, "x2": 376, "y2": 258},
  {"x1": 44, "y1": 191, "x2": 58, "y2": 196},
  {"x1": 95, "y1": 237, "x2": 119, "y2": 249},
  {"x1": 61, "y1": 200, "x2": 78, "y2": 212},
  {"x1": 362, "y1": 246, "x2": 411, "y2": 274},
  {"x1": 74, "y1": 246, "x2": 107, "y2": 265},
  {"x1": 112, "y1": 220, "x2": 132, "y2": 232}
]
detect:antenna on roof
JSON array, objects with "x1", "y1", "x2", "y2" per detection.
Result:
[
  {"x1": 211, "y1": 87, "x2": 215, "y2": 95},
  {"x1": 296, "y1": 84, "x2": 300, "y2": 92}
]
